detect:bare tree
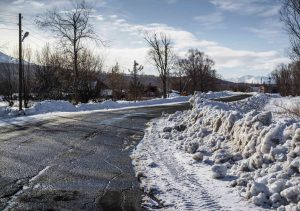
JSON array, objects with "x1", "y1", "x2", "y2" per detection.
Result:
[
  {"x1": 36, "y1": 0, "x2": 105, "y2": 102},
  {"x1": 145, "y1": 32, "x2": 174, "y2": 98},
  {"x1": 23, "y1": 46, "x2": 34, "y2": 108},
  {"x1": 128, "y1": 60, "x2": 143, "y2": 102},
  {"x1": 281, "y1": 0, "x2": 300, "y2": 59},
  {"x1": 291, "y1": 61, "x2": 300, "y2": 95},
  {"x1": 178, "y1": 49, "x2": 216, "y2": 93},
  {"x1": 107, "y1": 63, "x2": 126, "y2": 100},
  {"x1": 272, "y1": 63, "x2": 293, "y2": 96},
  {"x1": 77, "y1": 48, "x2": 104, "y2": 102},
  {"x1": 171, "y1": 67, "x2": 187, "y2": 94},
  {"x1": 0, "y1": 62, "x2": 18, "y2": 106},
  {"x1": 35, "y1": 44, "x2": 70, "y2": 100}
]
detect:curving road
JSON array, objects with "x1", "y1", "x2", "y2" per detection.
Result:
[{"x1": 0, "y1": 104, "x2": 189, "y2": 211}]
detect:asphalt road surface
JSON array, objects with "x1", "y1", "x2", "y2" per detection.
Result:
[{"x1": 0, "y1": 103, "x2": 189, "y2": 211}]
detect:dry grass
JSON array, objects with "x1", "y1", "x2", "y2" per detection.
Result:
[{"x1": 274, "y1": 100, "x2": 300, "y2": 118}]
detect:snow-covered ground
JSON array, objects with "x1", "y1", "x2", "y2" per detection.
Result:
[
  {"x1": 0, "y1": 91, "x2": 241, "y2": 123},
  {"x1": 0, "y1": 96, "x2": 190, "y2": 119},
  {"x1": 131, "y1": 92, "x2": 300, "y2": 210},
  {"x1": 264, "y1": 96, "x2": 300, "y2": 120}
]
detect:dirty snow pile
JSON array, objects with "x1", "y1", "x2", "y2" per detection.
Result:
[{"x1": 132, "y1": 92, "x2": 300, "y2": 210}]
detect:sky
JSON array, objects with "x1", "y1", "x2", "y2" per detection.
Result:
[{"x1": 0, "y1": 0, "x2": 292, "y2": 80}]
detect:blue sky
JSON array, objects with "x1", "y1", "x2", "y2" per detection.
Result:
[{"x1": 0, "y1": 0, "x2": 291, "y2": 79}]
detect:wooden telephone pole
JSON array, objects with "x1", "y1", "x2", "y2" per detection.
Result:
[
  {"x1": 18, "y1": 13, "x2": 23, "y2": 111},
  {"x1": 18, "y1": 13, "x2": 29, "y2": 111}
]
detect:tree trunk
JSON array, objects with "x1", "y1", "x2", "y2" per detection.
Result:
[
  {"x1": 74, "y1": 44, "x2": 79, "y2": 104},
  {"x1": 163, "y1": 76, "x2": 167, "y2": 99}
]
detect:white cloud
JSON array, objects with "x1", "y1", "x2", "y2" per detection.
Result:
[
  {"x1": 210, "y1": 0, "x2": 280, "y2": 17},
  {"x1": 194, "y1": 12, "x2": 224, "y2": 29},
  {"x1": 0, "y1": 0, "x2": 289, "y2": 78},
  {"x1": 93, "y1": 16, "x2": 289, "y2": 77},
  {"x1": 245, "y1": 17, "x2": 286, "y2": 46}
]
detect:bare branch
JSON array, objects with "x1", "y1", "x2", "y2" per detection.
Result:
[{"x1": 144, "y1": 32, "x2": 174, "y2": 98}]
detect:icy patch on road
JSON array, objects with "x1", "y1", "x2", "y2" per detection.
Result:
[{"x1": 132, "y1": 92, "x2": 300, "y2": 210}]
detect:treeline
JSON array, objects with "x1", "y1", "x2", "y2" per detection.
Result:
[
  {"x1": 272, "y1": 62, "x2": 300, "y2": 96},
  {"x1": 273, "y1": 0, "x2": 300, "y2": 96},
  {"x1": 0, "y1": 45, "x2": 218, "y2": 105},
  {"x1": 0, "y1": 0, "x2": 219, "y2": 106}
]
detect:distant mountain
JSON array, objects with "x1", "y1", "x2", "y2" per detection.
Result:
[
  {"x1": 0, "y1": 51, "x2": 17, "y2": 64},
  {"x1": 228, "y1": 75, "x2": 270, "y2": 84}
]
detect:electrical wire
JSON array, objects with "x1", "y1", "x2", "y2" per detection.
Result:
[
  {"x1": 0, "y1": 27, "x2": 17, "y2": 31},
  {"x1": 0, "y1": 20, "x2": 18, "y2": 24},
  {"x1": 23, "y1": 27, "x2": 49, "y2": 43},
  {"x1": 0, "y1": 13, "x2": 18, "y2": 18}
]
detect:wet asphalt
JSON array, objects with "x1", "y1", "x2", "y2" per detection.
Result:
[{"x1": 0, "y1": 103, "x2": 190, "y2": 211}]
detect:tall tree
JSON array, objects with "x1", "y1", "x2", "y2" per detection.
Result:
[
  {"x1": 128, "y1": 60, "x2": 143, "y2": 102},
  {"x1": 36, "y1": 0, "x2": 105, "y2": 102},
  {"x1": 272, "y1": 64, "x2": 293, "y2": 96},
  {"x1": 145, "y1": 32, "x2": 174, "y2": 98},
  {"x1": 23, "y1": 46, "x2": 33, "y2": 108},
  {"x1": 77, "y1": 48, "x2": 104, "y2": 102},
  {"x1": 0, "y1": 62, "x2": 17, "y2": 106},
  {"x1": 281, "y1": 0, "x2": 300, "y2": 59},
  {"x1": 178, "y1": 49, "x2": 216, "y2": 93},
  {"x1": 107, "y1": 63, "x2": 126, "y2": 100},
  {"x1": 35, "y1": 44, "x2": 66, "y2": 100}
]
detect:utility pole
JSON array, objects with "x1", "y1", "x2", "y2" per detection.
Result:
[
  {"x1": 18, "y1": 13, "x2": 29, "y2": 111},
  {"x1": 18, "y1": 13, "x2": 23, "y2": 111}
]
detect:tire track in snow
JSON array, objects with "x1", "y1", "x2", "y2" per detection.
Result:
[{"x1": 139, "y1": 123, "x2": 224, "y2": 211}]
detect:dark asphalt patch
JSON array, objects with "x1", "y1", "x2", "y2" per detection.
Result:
[{"x1": 0, "y1": 104, "x2": 190, "y2": 211}]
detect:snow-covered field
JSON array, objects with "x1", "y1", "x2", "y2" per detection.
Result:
[{"x1": 131, "y1": 92, "x2": 300, "y2": 210}]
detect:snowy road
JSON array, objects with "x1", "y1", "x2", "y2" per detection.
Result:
[{"x1": 0, "y1": 103, "x2": 189, "y2": 211}]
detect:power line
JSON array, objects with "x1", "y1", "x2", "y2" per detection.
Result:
[
  {"x1": 23, "y1": 27, "x2": 49, "y2": 43},
  {"x1": 28, "y1": 34, "x2": 46, "y2": 44},
  {"x1": 0, "y1": 13, "x2": 18, "y2": 18},
  {"x1": 0, "y1": 27, "x2": 18, "y2": 31},
  {"x1": 22, "y1": 20, "x2": 37, "y2": 27},
  {"x1": 0, "y1": 20, "x2": 18, "y2": 24}
]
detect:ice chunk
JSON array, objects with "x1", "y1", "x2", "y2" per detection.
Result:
[{"x1": 211, "y1": 164, "x2": 227, "y2": 179}]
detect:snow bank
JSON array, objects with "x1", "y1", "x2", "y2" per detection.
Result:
[
  {"x1": 0, "y1": 96, "x2": 190, "y2": 119},
  {"x1": 132, "y1": 92, "x2": 300, "y2": 210},
  {"x1": 77, "y1": 96, "x2": 190, "y2": 111},
  {"x1": 196, "y1": 90, "x2": 241, "y2": 99},
  {"x1": 186, "y1": 93, "x2": 300, "y2": 209},
  {"x1": 26, "y1": 100, "x2": 77, "y2": 115}
]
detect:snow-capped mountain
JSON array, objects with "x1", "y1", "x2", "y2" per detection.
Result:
[
  {"x1": 0, "y1": 51, "x2": 16, "y2": 63},
  {"x1": 228, "y1": 75, "x2": 270, "y2": 84},
  {"x1": 0, "y1": 51, "x2": 17, "y2": 63},
  {"x1": 0, "y1": 51, "x2": 29, "y2": 64}
]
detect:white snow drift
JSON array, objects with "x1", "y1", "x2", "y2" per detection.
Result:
[
  {"x1": 132, "y1": 92, "x2": 300, "y2": 210},
  {"x1": 0, "y1": 96, "x2": 192, "y2": 119}
]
